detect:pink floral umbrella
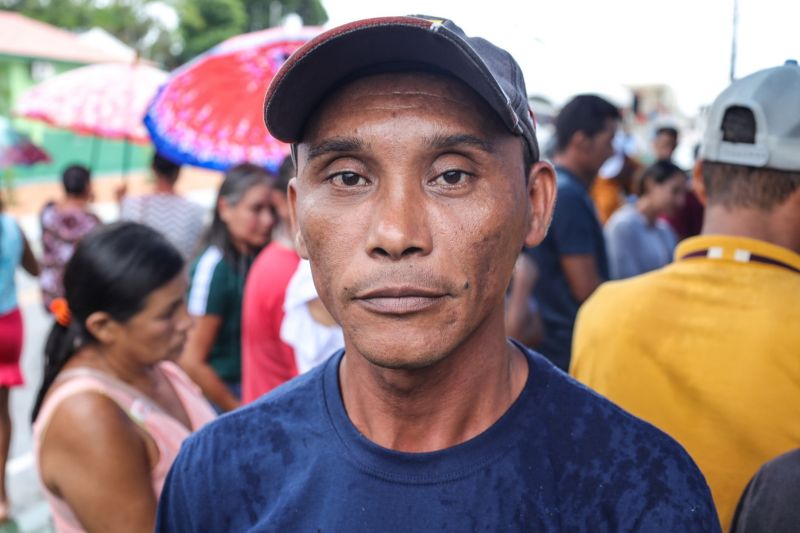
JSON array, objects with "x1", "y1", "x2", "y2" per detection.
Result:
[
  {"x1": 144, "y1": 26, "x2": 320, "y2": 171},
  {"x1": 14, "y1": 61, "x2": 167, "y2": 144}
]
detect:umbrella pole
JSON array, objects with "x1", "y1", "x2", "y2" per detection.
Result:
[
  {"x1": 122, "y1": 137, "x2": 131, "y2": 184},
  {"x1": 89, "y1": 135, "x2": 100, "y2": 171}
]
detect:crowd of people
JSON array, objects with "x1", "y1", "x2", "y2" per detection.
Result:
[{"x1": 0, "y1": 12, "x2": 797, "y2": 533}]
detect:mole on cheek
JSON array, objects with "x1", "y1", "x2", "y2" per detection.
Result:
[{"x1": 463, "y1": 281, "x2": 470, "y2": 290}]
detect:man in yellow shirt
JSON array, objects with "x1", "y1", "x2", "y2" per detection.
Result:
[{"x1": 570, "y1": 60, "x2": 800, "y2": 531}]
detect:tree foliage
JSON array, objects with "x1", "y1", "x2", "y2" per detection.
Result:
[
  {"x1": 241, "y1": 0, "x2": 327, "y2": 33},
  {"x1": 176, "y1": 0, "x2": 245, "y2": 64},
  {"x1": 2, "y1": 0, "x2": 328, "y2": 69},
  {"x1": 1, "y1": 0, "x2": 177, "y2": 65}
]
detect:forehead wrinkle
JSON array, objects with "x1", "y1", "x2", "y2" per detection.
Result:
[{"x1": 353, "y1": 88, "x2": 476, "y2": 108}]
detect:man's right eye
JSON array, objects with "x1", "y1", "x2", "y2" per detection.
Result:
[{"x1": 330, "y1": 172, "x2": 368, "y2": 187}]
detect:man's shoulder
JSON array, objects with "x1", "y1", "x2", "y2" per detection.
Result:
[
  {"x1": 152, "y1": 194, "x2": 204, "y2": 214},
  {"x1": 120, "y1": 195, "x2": 142, "y2": 208},
  {"x1": 581, "y1": 267, "x2": 672, "y2": 318},
  {"x1": 523, "y1": 348, "x2": 718, "y2": 529},
  {"x1": 554, "y1": 176, "x2": 588, "y2": 202},
  {"x1": 529, "y1": 347, "x2": 680, "y2": 445},
  {"x1": 605, "y1": 204, "x2": 640, "y2": 230}
]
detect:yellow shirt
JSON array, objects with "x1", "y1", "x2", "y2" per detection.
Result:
[{"x1": 570, "y1": 235, "x2": 800, "y2": 531}]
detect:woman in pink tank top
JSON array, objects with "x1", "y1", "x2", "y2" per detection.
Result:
[{"x1": 31, "y1": 222, "x2": 216, "y2": 532}]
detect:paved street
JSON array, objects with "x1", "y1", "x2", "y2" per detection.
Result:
[{"x1": 3, "y1": 181, "x2": 218, "y2": 531}]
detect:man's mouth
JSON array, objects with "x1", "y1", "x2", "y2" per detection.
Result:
[{"x1": 354, "y1": 286, "x2": 448, "y2": 315}]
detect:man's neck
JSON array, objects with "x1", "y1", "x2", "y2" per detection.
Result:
[
  {"x1": 153, "y1": 179, "x2": 176, "y2": 194},
  {"x1": 636, "y1": 197, "x2": 659, "y2": 225},
  {"x1": 702, "y1": 204, "x2": 800, "y2": 254},
  {"x1": 61, "y1": 196, "x2": 89, "y2": 209},
  {"x1": 339, "y1": 313, "x2": 528, "y2": 453},
  {"x1": 553, "y1": 155, "x2": 595, "y2": 187}
]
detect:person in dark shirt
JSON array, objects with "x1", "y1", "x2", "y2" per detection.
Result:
[
  {"x1": 156, "y1": 15, "x2": 719, "y2": 532},
  {"x1": 731, "y1": 449, "x2": 800, "y2": 533},
  {"x1": 525, "y1": 94, "x2": 619, "y2": 370}
]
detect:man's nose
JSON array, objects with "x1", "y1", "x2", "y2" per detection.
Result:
[{"x1": 365, "y1": 180, "x2": 433, "y2": 260}]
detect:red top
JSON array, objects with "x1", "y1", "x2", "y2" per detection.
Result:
[{"x1": 241, "y1": 241, "x2": 301, "y2": 404}]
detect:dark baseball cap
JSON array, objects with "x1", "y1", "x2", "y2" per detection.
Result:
[{"x1": 263, "y1": 15, "x2": 539, "y2": 163}]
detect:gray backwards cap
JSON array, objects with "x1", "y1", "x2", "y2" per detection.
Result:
[
  {"x1": 701, "y1": 59, "x2": 800, "y2": 172},
  {"x1": 264, "y1": 15, "x2": 539, "y2": 163}
]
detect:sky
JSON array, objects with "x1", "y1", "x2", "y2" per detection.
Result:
[{"x1": 320, "y1": 0, "x2": 799, "y2": 116}]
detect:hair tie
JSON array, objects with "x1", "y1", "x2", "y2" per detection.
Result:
[{"x1": 50, "y1": 298, "x2": 72, "y2": 327}]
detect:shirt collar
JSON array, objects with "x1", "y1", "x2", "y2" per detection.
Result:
[{"x1": 675, "y1": 235, "x2": 800, "y2": 274}]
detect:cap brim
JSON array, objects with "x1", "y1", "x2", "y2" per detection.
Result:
[{"x1": 264, "y1": 16, "x2": 514, "y2": 144}]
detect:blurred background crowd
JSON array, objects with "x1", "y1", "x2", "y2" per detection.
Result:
[{"x1": 0, "y1": 0, "x2": 798, "y2": 531}]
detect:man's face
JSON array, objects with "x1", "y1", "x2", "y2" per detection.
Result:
[
  {"x1": 290, "y1": 72, "x2": 539, "y2": 370},
  {"x1": 584, "y1": 118, "x2": 618, "y2": 177},
  {"x1": 653, "y1": 131, "x2": 678, "y2": 161}
]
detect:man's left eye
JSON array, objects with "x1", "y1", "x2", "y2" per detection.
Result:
[{"x1": 434, "y1": 170, "x2": 469, "y2": 185}]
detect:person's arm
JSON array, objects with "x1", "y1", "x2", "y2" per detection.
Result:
[
  {"x1": 730, "y1": 450, "x2": 800, "y2": 533},
  {"x1": 179, "y1": 315, "x2": 240, "y2": 412},
  {"x1": 505, "y1": 254, "x2": 544, "y2": 347},
  {"x1": 549, "y1": 187, "x2": 605, "y2": 303},
  {"x1": 604, "y1": 220, "x2": 640, "y2": 281},
  {"x1": 560, "y1": 255, "x2": 603, "y2": 303},
  {"x1": 19, "y1": 226, "x2": 39, "y2": 276},
  {"x1": 115, "y1": 183, "x2": 128, "y2": 205},
  {"x1": 39, "y1": 392, "x2": 157, "y2": 532}
]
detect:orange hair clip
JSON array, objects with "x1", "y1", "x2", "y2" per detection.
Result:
[{"x1": 50, "y1": 298, "x2": 72, "y2": 327}]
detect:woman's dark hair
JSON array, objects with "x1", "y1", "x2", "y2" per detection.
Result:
[
  {"x1": 31, "y1": 222, "x2": 184, "y2": 422},
  {"x1": 61, "y1": 164, "x2": 92, "y2": 197},
  {"x1": 202, "y1": 162, "x2": 276, "y2": 265},
  {"x1": 636, "y1": 160, "x2": 686, "y2": 197}
]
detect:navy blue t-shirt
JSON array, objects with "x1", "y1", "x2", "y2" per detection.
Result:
[
  {"x1": 526, "y1": 166, "x2": 609, "y2": 371},
  {"x1": 157, "y1": 345, "x2": 718, "y2": 532}
]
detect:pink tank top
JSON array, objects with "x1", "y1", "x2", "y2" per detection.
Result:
[{"x1": 32, "y1": 361, "x2": 216, "y2": 533}]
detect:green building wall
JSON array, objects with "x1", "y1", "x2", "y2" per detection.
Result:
[{"x1": 1, "y1": 54, "x2": 150, "y2": 184}]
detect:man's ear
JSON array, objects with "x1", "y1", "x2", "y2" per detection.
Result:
[
  {"x1": 84, "y1": 311, "x2": 119, "y2": 345},
  {"x1": 571, "y1": 131, "x2": 589, "y2": 151},
  {"x1": 287, "y1": 177, "x2": 309, "y2": 259},
  {"x1": 692, "y1": 160, "x2": 707, "y2": 206},
  {"x1": 524, "y1": 161, "x2": 558, "y2": 248}
]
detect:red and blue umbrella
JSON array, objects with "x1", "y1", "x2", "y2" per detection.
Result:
[{"x1": 144, "y1": 26, "x2": 321, "y2": 171}]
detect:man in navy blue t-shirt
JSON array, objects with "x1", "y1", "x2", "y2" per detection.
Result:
[
  {"x1": 157, "y1": 15, "x2": 720, "y2": 532},
  {"x1": 524, "y1": 95, "x2": 618, "y2": 371}
]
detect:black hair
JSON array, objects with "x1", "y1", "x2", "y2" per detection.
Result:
[
  {"x1": 61, "y1": 164, "x2": 91, "y2": 197},
  {"x1": 152, "y1": 152, "x2": 182, "y2": 183},
  {"x1": 703, "y1": 106, "x2": 800, "y2": 209},
  {"x1": 203, "y1": 163, "x2": 276, "y2": 265},
  {"x1": 275, "y1": 155, "x2": 295, "y2": 197},
  {"x1": 655, "y1": 126, "x2": 679, "y2": 140},
  {"x1": 636, "y1": 160, "x2": 686, "y2": 196},
  {"x1": 555, "y1": 94, "x2": 620, "y2": 152},
  {"x1": 31, "y1": 222, "x2": 184, "y2": 423}
]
